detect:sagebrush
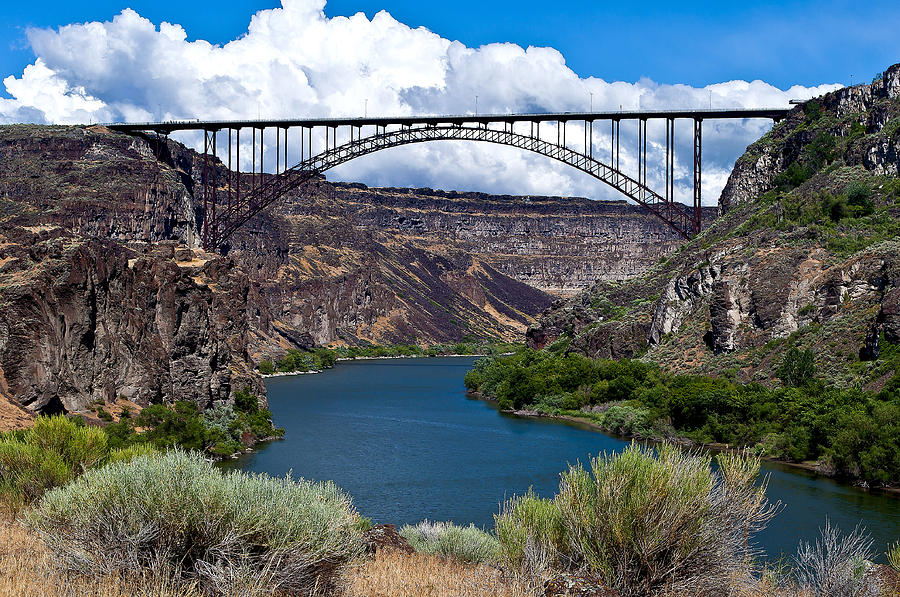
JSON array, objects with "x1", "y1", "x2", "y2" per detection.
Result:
[
  {"x1": 26, "y1": 450, "x2": 365, "y2": 595},
  {"x1": 495, "y1": 443, "x2": 778, "y2": 597},
  {"x1": 400, "y1": 520, "x2": 500, "y2": 564}
]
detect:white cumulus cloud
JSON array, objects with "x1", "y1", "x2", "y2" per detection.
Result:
[{"x1": 0, "y1": 0, "x2": 841, "y2": 204}]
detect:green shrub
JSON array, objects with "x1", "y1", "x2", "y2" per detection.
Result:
[
  {"x1": 233, "y1": 388, "x2": 259, "y2": 414},
  {"x1": 29, "y1": 415, "x2": 108, "y2": 474},
  {"x1": 400, "y1": 520, "x2": 500, "y2": 564},
  {"x1": 95, "y1": 405, "x2": 114, "y2": 422},
  {"x1": 0, "y1": 415, "x2": 114, "y2": 502},
  {"x1": 804, "y1": 100, "x2": 823, "y2": 123},
  {"x1": 257, "y1": 360, "x2": 275, "y2": 375},
  {"x1": 0, "y1": 439, "x2": 71, "y2": 502},
  {"x1": 496, "y1": 444, "x2": 776, "y2": 596},
  {"x1": 598, "y1": 404, "x2": 652, "y2": 436},
  {"x1": 778, "y1": 348, "x2": 817, "y2": 388},
  {"x1": 494, "y1": 490, "x2": 564, "y2": 574},
  {"x1": 888, "y1": 542, "x2": 900, "y2": 573},
  {"x1": 106, "y1": 443, "x2": 157, "y2": 465},
  {"x1": 135, "y1": 402, "x2": 206, "y2": 451},
  {"x1": 844, "y1": 181, "x2": 874, "y2": 215},
  {"x1": 26, "y1": 450, "x2": 364, "y2": 594}
]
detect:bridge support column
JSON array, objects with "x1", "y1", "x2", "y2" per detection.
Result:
[
  {"x1": 610, "y1": 120, "x2": 620, "y2": 170},
  {"x1": 227, "y1": 129, "x2": 232, "y2": 220},
  {"x1": 665, "y1": 118, "x2": 675, "y2": 205},
  {"x1": 693, "y1": 118, "x2": 702, "y2": 234},
  {"x1": 236, "y1": 128, "x2": 240, "y2": 219}
]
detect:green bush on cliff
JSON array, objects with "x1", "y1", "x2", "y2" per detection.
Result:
[
  {"x1": 102, "y1": 391, "x2": 282, "y2": 458},
  {"x1": 26, "y1": 450, "x2": 365, "y2": 594},
  {"x1": 275, "y1": 347, "x2": 337, "y2": 372}
]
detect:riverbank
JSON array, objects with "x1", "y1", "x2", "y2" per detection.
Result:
[
  {"x1": 464, "y1": 349, "x2": 900, "y2": 491},
  {"x1": 257, "y1": 342, "x2": 519, "y2": 377},
  {"x1": 260, "y1": 352, "x2": 503, "y2": 378},
  {"x1": 495, "y1": 400, "x2": 900, "y2": 496}
]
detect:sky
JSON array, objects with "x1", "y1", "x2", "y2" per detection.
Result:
[{"x1": 0, "y1": 0, "x2": 897, "y2": 203}]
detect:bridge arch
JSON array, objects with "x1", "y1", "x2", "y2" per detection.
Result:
[{"x1": 206, "y1": 123, "x2": 696, "y2": 249}]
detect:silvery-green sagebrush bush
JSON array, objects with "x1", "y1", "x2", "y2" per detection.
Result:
[
  {"x1": 400, "y1": 520, "x2": 500, "y2": 564},
  {"x1": 26, "y1": 450, "x2": 365, "y2": 595}
]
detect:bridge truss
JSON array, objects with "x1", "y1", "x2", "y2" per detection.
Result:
[{"x1": 108, "y1": 108, "x2": 789, "y2": 250}]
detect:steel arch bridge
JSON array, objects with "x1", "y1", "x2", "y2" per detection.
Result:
[{"x1": 108, "y1": 108, "x2": 789, "y2": 251}]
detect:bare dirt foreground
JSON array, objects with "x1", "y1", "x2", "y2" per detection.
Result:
[{"x1": 0, "y1": 516, "x2": 529, "y2": 597}]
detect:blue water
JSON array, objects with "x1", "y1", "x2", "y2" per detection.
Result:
[{"x1": 232, "y1": 357, "x2": 900, "y2": 559}]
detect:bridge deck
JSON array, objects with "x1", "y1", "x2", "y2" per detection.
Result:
[{"x1": 106, "y1": 107, "x2": 791, "y2": 134}]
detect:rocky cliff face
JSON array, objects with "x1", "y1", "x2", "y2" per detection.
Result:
[
  {"x1": 0, "y1": 229, "x2": 262, "y2": 417},
  {"x1": 327, "y1": 185, "x2": 708, "y2": 295},
  {"x1": 0, "y1": 126, "x2": 257, "y2": 420},
  {"x1": 720, "y1": 65, "x2": 900, "y2": 212},
  {"x1": 530, "y1": 63, "x2": 900, "y2": 388}
]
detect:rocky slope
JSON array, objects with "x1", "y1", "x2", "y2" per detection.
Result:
[
  {"x1": 0, "y1": 124, "x2": 694, "y2": 420},
  {"x1": 233, "y1": 181, "x2": 713, "y2": 359},
  {"x1": 529, "y1": 63, "x2": 900, "y2": 388},
  {"x1": 0, "y1": 231, "x2": 262, "y2": 416}
]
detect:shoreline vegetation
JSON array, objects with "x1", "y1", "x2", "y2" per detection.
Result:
[
  {"x1": 463, "y1": 341, "x2": 900, "y2": 490},
  {"x1": 255, "y1": 341, "x2": 520, "y2": 377},
  {"x1": 497, "y1": 403, "x2": 900, "y2": 496}
]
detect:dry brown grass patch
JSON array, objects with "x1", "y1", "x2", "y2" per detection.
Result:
[
  {"x1": 347, "y1": 548, "x2": 531, "y2": 597},
  {"x1": 0, "y1": 515, "x2": 198, "y2": 597}
]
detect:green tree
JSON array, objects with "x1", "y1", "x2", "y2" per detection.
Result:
[
  {"x1": 135, "y1": 402, "x2": 205, "y2": 451},
  {"x1": 777, "y1": 348, "x2": 817, "y2": 388}
]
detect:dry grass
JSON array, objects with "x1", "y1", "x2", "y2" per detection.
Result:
[
  {"x1": 346, "y1": 548, "x2": 531, "y2": 597},
  {"x1": 0, "y1": 514, "x2": 196, "y2": 597},
  {"x1": 0, "y1": 394, "x2": 32, "y2": 431}
]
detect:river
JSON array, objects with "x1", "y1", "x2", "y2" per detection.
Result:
[{"x1": 232, "y1": 357, "x2": 900, "y2": 559}]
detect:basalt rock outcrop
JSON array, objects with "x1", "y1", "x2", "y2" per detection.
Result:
[
  {"x1": 720, "y1": 64, "x2": 900, "y2": 211},
  {"x1": 530, "y1": 63, "x2": 900, "y2": 388},
  {"x1": 0, "y1": 228, "x2": 262, "y2": 416}
]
